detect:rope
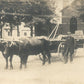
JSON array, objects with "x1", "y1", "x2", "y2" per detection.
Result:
[
  {"x1": 48, "y1": 25, "x2": 57, "y2": 39},
  {"x1": 48, "y1": 23, "x2": 59, "y2": 39},
  {"x1": 53, "y1": 24, "x2": 59, "y2": 39}
]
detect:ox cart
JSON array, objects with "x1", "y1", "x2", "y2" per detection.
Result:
[
  {"x1": 39, "y1": 35, "x2": 68, "y2": 62},
  {"x1": 39, "y1": 33, "x2": 84, "y2": 62},
  {"x1": 39, "y1": 27, "x2": 84, "y2": 62}
]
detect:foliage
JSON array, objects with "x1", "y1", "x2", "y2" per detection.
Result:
[
  {"x1": 73, "y1": 0, "x2": 84, "y2": 21},
  {"x1": 0, "y1": 0, "x2": 59, "y2": 37},
  {"x1": 0, "y1": 0, "x2": 54, "y2": 25}
]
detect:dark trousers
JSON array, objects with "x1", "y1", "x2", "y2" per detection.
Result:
[{"x1": 63, "y1": 45, "x2": 74, "y2": 63}]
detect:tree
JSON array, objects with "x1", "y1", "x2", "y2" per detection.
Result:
[
  {"x1": 0, "y1": 0, "x2": 59, "y2": 37},
  {"x1": 71, "y1": 0, "x2": 84, "y2": 21}
]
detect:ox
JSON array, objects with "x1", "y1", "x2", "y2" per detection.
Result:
[
  {"x1": 0, "y1": 41, "x2": 5, "y2": 52},
  {"x1": 0, "y1": 40, "x2": 9, "y2": 69},
  {"x1": 3, "y1": 37, "x2": 51, "y2": 69}
]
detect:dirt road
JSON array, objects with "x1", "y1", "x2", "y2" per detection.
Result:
[{"x1": 0, "y1": 48, "x2": 84, "y2": 84}]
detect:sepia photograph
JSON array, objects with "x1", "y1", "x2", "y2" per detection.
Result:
[{"x1": 0, "y1": 0, "x2": 84, "y2": 84}]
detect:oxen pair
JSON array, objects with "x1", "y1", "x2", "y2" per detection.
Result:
[{"x1": 2, "y1": 37, "x2": 51, "y2": 69}]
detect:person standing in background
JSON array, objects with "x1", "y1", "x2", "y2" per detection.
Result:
[{"x1": 62, "y1": 32, "x2": 75, "y2": 63}]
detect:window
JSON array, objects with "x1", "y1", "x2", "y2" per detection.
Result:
[
  {"x1": 8, "y1": 31, "x2": 11, "y2": 36},
  {"x1": 6, "y1": 24, "x2": 9, "y2": 27},
  {"x1": 70, "y1": 16, "x2": 77, "y2": 34},
  {"x1": 24, "y1": 32, "x2": 27, "y2": 36}
]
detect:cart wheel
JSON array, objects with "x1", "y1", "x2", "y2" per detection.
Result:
[
  {"x1": 39, "y1": 53, "x2": 48, "y2": 62},
  {"x1": 57, "y1": 42, "x2": 65, "y2": 62}
]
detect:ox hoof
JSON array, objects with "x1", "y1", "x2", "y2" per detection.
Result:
[
  {"x1": 64, "y1": 61, "x2": 68, "y2": 64},
  {"x1": 24, "y1": 66, "x2": 27, "y2": 68},
  {"x1": 42, "y1": 63, "x2": 45, "y2": 65},
  {"x1": 70, "y1": 60, "x2": 73, "y2": 64},
  {"x1": 20, "y1": 66, "x2": 22, "y2": 69},
  {"x1": 10, "y1": 67, "x2": 13, "y2": 70},
  {"x1": 48, "y1": 62, "x2": 51, "y2": 64},
  {"x1": 70, "y1": 59, "x2": 73, "y2": 63},
  {"x1": 5, "y1": 66, "x2": 8, "y2": 69}
]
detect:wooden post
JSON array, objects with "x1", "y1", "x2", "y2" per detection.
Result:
[
  {"x1": 31, "y1": 26, "x2": 33, "y2": 37},
  {"x1": 17, "y1": 25, "x2": 20, "y2": 36},
  {"x1": 10, "y1": 23, "x2": 12, "y2": 36},
  {"x1": 0, "y1": 22, "x2": 3, "y2": 38},
  {"x1": 1, "y1": 26, "x2": 2, "y2": 38},
  {"x1": 32, "y1": 25, "x2": 35, "y2": 37}
]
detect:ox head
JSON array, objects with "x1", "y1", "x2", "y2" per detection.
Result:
[
  {"x1": 2, "y1": 41, "x2": 15, "y2": 55},
  {"x1": 0, "y1": 40, "x2": 8, "y2": 52}
]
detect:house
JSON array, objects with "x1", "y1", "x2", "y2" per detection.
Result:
[
  {"x1": 2, "y1": 22, "x2": 35, "y2": 40},
  {"x1": 59, "y1": 0, "x2": 84, "y2": 34}
]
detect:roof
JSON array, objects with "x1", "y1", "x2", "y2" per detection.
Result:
[
  {"x1": 61, "y1": 0, "x2": 81, "y2": 17},
  {"x1": 61, "y1": 0, "x2": 84, "y2": 17},
  {"x1": 62, "y1": 6, "x2": 79, "y2": 17}
]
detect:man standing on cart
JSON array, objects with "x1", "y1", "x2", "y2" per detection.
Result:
[{"x1": 63, "y1": 32, "x2": 75, "y2": 63}]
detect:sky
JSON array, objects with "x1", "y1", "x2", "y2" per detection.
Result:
[
  {"x1": 49, "y1": 0, "x2": 75, "y2": 11},
  {"x1": 52, "y1": 0, "x2": 75, "y2": 23}
]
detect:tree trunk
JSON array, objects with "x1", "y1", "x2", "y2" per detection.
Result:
[
  {"x1": 17, "y1": 25, "x2": 20, "y2": 36},
  {"x1": 1, "y1": 26, "x2": 2, "y2": 38},
  {"x1": 31, "y1": 26, "x2": 33, "y2": 37},
  {"x1": 10, "y1": 23, "x2": 12, "y2": 36},
  {"x1": 1, "y1": 22, "x2": 4, "y2": 38}
]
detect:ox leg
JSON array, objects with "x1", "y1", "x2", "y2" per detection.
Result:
[
  {"x1": 24, "y1": 63, "x2": 27, "y2": 68},
  {"x1": 20, "y1": 56, "x2": 23, "y2": 69},
  {"x1": 10, "y1": 55, "x2": 13, "y2": 69},
  {"x1": 24, "y1": 56, "x2": 28, "y2": 68},
  {"x1": 42, "y1": 52, "x2": 46, "y2": 65},
  {"x1": 20, "y1": 59, "x2": 22, "y2": 69},
  {"x1": 5, "y1": 57, "x2": 8, "y2": 69},
  {"x1": 64, "y1": 50, "x2": 69, "y2": 64},
  {"x1": 70, "y1": 52, "x2": 73, "y2": 62},
  {"x1": 47, "y1": 52, "x2": 51, "y2": 64},
  {"x1": 22, "y1": 55, "x2": 28, "y2": 68},
  {"x1": 20, "y1": 55, "x2": 28, "y2": 69}
]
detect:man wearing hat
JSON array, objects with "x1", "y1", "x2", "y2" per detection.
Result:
[{"x1": 63, "y1": 32, "x2": 75, "y2": 63}]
